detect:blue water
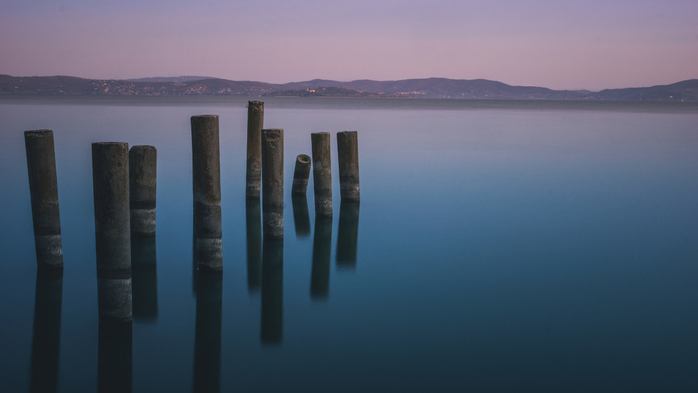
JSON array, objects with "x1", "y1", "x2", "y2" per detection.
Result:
[{"x1": 1, "y1": 96, "x2": 697, "y2": 392}]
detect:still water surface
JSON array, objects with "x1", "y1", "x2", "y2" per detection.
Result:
[{"x1": 1, "y1": 97, "x2": 697, "y2": 392}]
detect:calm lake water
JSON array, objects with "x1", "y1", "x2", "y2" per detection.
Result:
[{"x1": 1, "y1": 96, "x2": 697, "y2": 392}]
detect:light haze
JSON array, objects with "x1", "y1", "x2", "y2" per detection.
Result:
[{"x1": 1, "y1": 0, "x2": 696, "y2": 90}]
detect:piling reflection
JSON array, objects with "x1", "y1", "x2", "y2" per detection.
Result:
[
  {"x1": 191, "y1": 220, "x2": 198, "y2": 297},
  {"x1": 30, "y1": 267, "x2": 63, "y2": 393},
  {"x1": 192, "y1": 271, "x2": 223, "y2": 393},
  {"x1": 261, "y1": 238, "x2": 283, "y2": 344},
  {"x1": 336, "y1": 201, "x2": 360, "y2": 269},
  {"x1": 246, "y1": 199, "x2": 262, "y2": 293},
  {"x1": 191, "y1": 204, "x2": 224, "y2": 297},
  {"x1": 311, "y1": 217, "x2": 332, "y2": 299},
  {"x1": 291, "y1": 195, "x2": 311, "y2": 238},
  {"x1": 98, "y1": 320, "x2": 132, "y2": 393},
  {"x1": 131, "y1": 234, "x2": 158, "y2": 322}
]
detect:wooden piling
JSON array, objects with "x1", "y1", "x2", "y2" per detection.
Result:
[
  {"x1": 129, "y1": 145, "x2": 157, "y2": 236},
  {"x1": 92, "y1": 142, "x2": 132, "y2": 322},
  {"x1": 24, "y1": 130, "x2": 63, "y2": 268},
  {"x1": 291, "y1": 154, "x2": 311, "y2": 195},
  {"x1": 191, "y1": 115, "x2": 222, "y2": 271},
  {"x1": 246, "y1": 101, "x2": 264, "y2": 198},
  {"x1": 337, "y1": 131, "x2": 360, "y2": 201},
  {"x1": 311, "y1": 132, "x2": 332, "y2": 217},
  {"x1": 262, "y1": 129, "x2": 284, "y2": 238}
]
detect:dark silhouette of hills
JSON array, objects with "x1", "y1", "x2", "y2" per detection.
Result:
[
  {"x1": 263, "y1": 86, "x2": 403, "y2": 98},
  {"x1": 126, "y1": 76, "x2": 214, "y2": 83},
  {"x1": 281, "y1": 78, "x2": 587, "y2": 99},
  {"x1": 585, "y1": 79, "x2": 698, "y2": 101},
  {"x1": 1, "y1": 74, "x2": 696, "y2": 101},
  {"x1": 0, "y1": 75, "x2": 277, "y2": 96}
]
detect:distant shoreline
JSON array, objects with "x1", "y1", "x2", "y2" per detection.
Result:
[
  {"x1": 2, "y1": 94, "x2": 697, "y2": 114},
  {"x1": 1, "y1": 75, "x2": 696, "y2": 102}
]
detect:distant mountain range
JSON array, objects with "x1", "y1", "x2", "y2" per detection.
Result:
[{"x1": 1, "y1": 74, "x2": 696, "y2": 101}]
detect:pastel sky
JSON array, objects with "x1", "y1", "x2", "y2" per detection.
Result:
[{"x1": 1, "y1": 0, "x2": 696, "y2": 90}]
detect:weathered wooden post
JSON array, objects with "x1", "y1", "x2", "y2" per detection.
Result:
[
  {"x1": 262, "y1": 129, "x2": 284, "y2": 238},
  {"x1": 30, "y1": 267, "x2": 63, "y2": 393},
  {"x1": 191, "y1": 115, "x2": 222, "y2": 271},
  {"x1": 311, "y1": 132, "x2": 332, "y2": 217},
  {"x1": 246, "y1": 101, "x2": 264, "y2": 198},
  {"x1": 261, "y1": 237, "x2": 283, "y2": 344},
  {"x1": 291, "y1": 154, "x2": 311, "y2": 195},
  {"x1": 291, "y1": 195, "x2": 311, "y2": 238},
  {"x1": 246, "y1": 198, "x2": 262, "y2": 293},
  {"x1": 92, "y1": 142, "x2": 132, "y2": 322},
  {"x1": 24, "y1": 130, "x2": 63, "y2": 268},
  {"x1": 311, "y1": 216, "x2": 332, "y2": 299},
  {"x1": 291, "y1": 155, "x2": 311, "y2": 237},
  {"x1": 193, "y1": 270, "x2": 223, "y2": 392},
  {"x1": 336, "y1": 201, "x2": 360, "y2": 269},
  {"x1": 129, "y1": 145, "x2": 157, "y2": 236},
  {"x1": 337, "y1": 131, "x2": 360, "y2": 201}
]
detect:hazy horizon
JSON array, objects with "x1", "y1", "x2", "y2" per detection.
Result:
[
  {"x1": 6, "y1": 73, "x2": 697, "y2": 93},
  {"x1": 1, "y1": 0, "x2": 697, "y2": 91}
]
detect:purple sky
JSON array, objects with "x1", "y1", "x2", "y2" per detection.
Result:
[{"x1": 1, "y1": 0, "x2": 696, "y2": 90}]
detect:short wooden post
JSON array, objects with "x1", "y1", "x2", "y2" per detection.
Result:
[{"x1": 291, "y1": 154, "x2": 311, "y2": 195}]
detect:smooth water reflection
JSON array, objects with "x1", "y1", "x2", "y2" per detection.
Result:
[
  {"x1": 30, "y1": 267, "x2": 63, "y2": 393},
  {"x1": 245, "y1": 199, "x2": 262, "y2": 294},
  {"x1": 261, "y1": 238, "x2": 283, "y2": 344},
  {"x1": 291, "y1": 195, "x2": 311, "y2": 238},
  {"x1": 310, "y1": 216, "x2": 332, "y2": 299},
  {"x1": 192, "y1": 271, "x2": 222, "y2": 393},
  {"x1": 131, "y1": 235, "x2": 158, "y2": 322},
  {"x1": 336, "y1": 201, "x2": 359, "y2": 269},
  {"x1": 98, "y1": 321, "x2": 132, "y2": 393},
  {"x1": 2, "y1": 98, "x2": 698, "y2": 392}
]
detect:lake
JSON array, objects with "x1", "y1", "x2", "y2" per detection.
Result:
[{"x1": 1, "y1": 96, "x2": 697, "y2": 392}]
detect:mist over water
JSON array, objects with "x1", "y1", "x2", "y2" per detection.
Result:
[{"x1": 1, "y1": 97, "x2": 697, "y2": 392}]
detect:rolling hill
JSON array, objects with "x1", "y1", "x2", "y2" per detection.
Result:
[{"x1": 1, "y1": 74, "x2": 696, "y2": 101}]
